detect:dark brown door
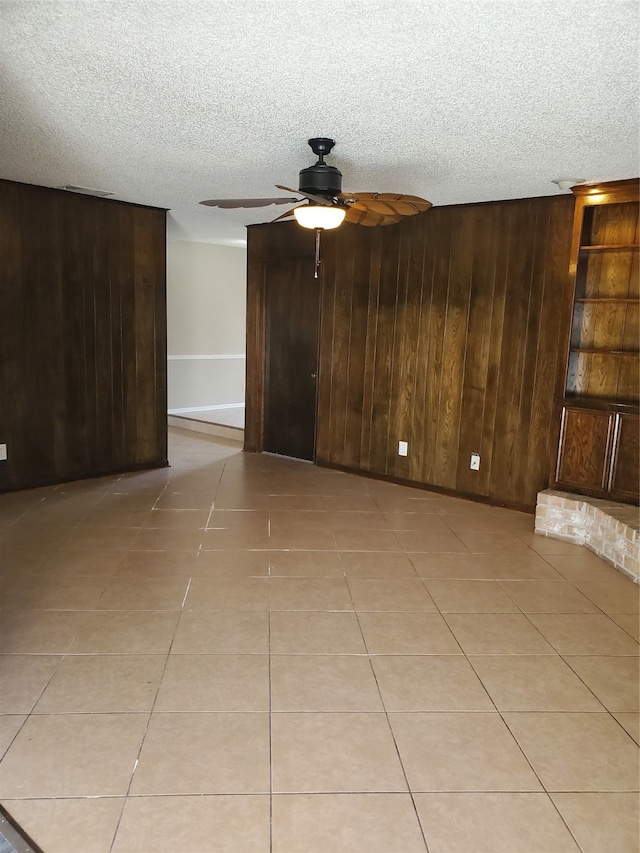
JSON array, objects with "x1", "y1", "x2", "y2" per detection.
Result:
[{"x1": 264, "y1": 258, "x2": 320, "y2": 461}]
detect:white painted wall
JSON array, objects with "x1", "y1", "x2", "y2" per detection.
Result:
[{"x1": 167, "y1": 239, "x2": 246, "y2": 411}]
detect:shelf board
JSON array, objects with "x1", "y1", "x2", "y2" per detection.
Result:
[
  {"x1": 562, "y1": 395, "x2": 640, "y2": 413},
  {"x1": 574, "y1": 297, "x2": 640, "y2": 303},
  {"x1": 570, "y1": 348, "x2": 640, "y2": 355},
  {"x1": 579, "y1": 244, "x2": 640, "y2": 252}
]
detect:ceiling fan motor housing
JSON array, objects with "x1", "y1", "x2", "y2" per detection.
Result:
[
  {"x1": 299, "y1": 137, "x2": 342, "y2": 197},
  {"x1": 299, "y1": 163, "x2": 342, "y2": 197}
]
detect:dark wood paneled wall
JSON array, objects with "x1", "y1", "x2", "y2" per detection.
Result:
[
  {"x1": 0, "y1": 180, "x2": 168, "y2": 491},
  {"x1": 246, "y1": 194, "x2": 575, "y2": 510}
]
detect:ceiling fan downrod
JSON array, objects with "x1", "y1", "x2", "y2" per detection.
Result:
[{"x1": 308, "y1": 137, "x2": 335, "y2": 163}]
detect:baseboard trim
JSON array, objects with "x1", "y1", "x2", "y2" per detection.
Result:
[{"x1": 316, "y1": 459, "x2": 534, "y2": 514}]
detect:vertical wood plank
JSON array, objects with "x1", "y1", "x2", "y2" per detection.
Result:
[
  {"x1": 368, "y1": 228, "x2": 400, "y2": 475},
  {"x1": 60, "y1": 191, "x2": 91, "y2": 477},
  {"x1": 91, "y1": 200, "x2": 113, "y2": 472},
  {"x1": 133, "y1": 211, "x2": 159, "y2": 464},
  {"x1": 315, "y1": 235, "x2": 336, "y2": 464},
  {"x1": 478, "y1": 203, "x2": 510, "y2": 496},
  {"x1": 422, "y1": 210, "x2": 453, "y2": 486},
  {"x1": 393, "y1": 217, "x2": 425, "y2": 481},
  {"x1": 243, "y1": 227, "x2": 266, "y2": 452},
  {"x1": 387, "y1": 222, "x2": 413, "y2": 479},
  {"x1": 27, "y1": 190, "x2": 60, "y2": 482},
  {"x1": 409, "y1": 213, "x2": 434, "y2": 483},
  {"x1": 358, "y1": 232, "x2": 382, "y2": 473},
  {"x1": 455, "y1": 204, "x2": 499, "y2": 496},
  {"x1": 153, "y1": 212, "x2": 168, "y2": 466},
  {"x1": 489, "y1": 200, "x2": 538, "y2": 503},
  {"x1": 435, "y1": 207, "x2": 473, "y2": 489},
  {"x1": 526, "y1": 197, "x2": 574, "y2": 494},
  {"x1": 0, "y1": 183, "x2": 23, "y2": 490},
  {"x1": 343, "y1": 228, "x2": 372, "y2": 468},
  {"x1": 328, "y1": 233, "x2": 355, "y2": 464}
]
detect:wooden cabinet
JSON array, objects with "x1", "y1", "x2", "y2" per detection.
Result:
[
  {"x1": 610, "y1": 412, "x2": 640, "y2": 500},
  {"x1": 553, "y1": 179, "x2": 639, "y2": 503},
  {"x1": 556, "y1": 406, "x2": 613, "y2": 491},
  {"x1": 555, "y1": 404, "x2": 638, "y2": 501}
]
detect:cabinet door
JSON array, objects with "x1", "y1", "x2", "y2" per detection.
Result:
[
  {"x1": 609, "y1": 413, "x2": 640, "y2": 501},
  {"x1": 555, "y1": 407, "x2": 614, "y2": 492}
]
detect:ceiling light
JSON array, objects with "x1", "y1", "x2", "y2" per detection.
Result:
[
  {"x1": 58, "y1": 185, "x2": 114, "y2": 197},
  {"x1": 551, "y1": 178, "x2": 585, "y2": 192},
  {"x1": 293, "y1": 205, "x2": 346, "y2": 230}
]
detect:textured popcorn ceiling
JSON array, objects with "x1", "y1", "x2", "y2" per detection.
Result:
[{"x1": 1, "y1": 0, "x2": 638, "y2": 245}]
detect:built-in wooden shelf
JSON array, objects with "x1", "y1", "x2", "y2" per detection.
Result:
[
  {"x1": 563, "y1": 395, "x2": 639, "y2": 414},
  {"x1": 556, "y1": 181, "x2": 640, "y2": 503},
  {"x1": 574, "y1": 297, "x2": 639, "y2": 303},
  {"x1": 579, "y1": 243, "x2": 640, "y2": 251},
  {"x1": 570, "y1": 348, "x2": 639, "y2": 355}
]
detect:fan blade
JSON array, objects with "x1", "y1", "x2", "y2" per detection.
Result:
[
  {"x1": 275, "y1": 185, "x2": 334, "y2": 206},
  {"x1": 199, "y1": 197, "x2": 298, "y2": 208},
  {"x1": 344, "y1": 204, "x2": 402, "y2": 227},
  {"x1": 342, "y1": 192, "x2": 432, "y2": 217},
  {"x1": 271, "y1": 207, "x2": 300, "y2": 223}
]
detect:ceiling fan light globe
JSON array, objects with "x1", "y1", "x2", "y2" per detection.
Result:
[{"x1": 293, "y1": 205, "x2": 346, "y2": 230}]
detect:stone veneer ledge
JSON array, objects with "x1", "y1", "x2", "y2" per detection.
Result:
[{"x1": 535, "y1": 489, "x2": 640, "y2": 583}]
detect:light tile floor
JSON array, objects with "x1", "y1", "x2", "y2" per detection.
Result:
[{"x1": 0, "y1": 429, "x2": 638, "y2": 853}]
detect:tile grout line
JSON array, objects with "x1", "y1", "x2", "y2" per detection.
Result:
[
  {"x1": 345, "y1": 576, "x2": 432, "y2": 853},
  {"x1": 106, "y1": 560, "x2": 186, "y2": 853}
]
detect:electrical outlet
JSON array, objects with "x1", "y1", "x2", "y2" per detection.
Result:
[
  {"x1": 0, "y1": 444, "x2": 6, "y2": 461},
  {"x1": 398, "y1": 441, "x2": 408, "y2": 457},
  {"x1": 470, "y1": 453, "x2": 480, "y2": 470}
]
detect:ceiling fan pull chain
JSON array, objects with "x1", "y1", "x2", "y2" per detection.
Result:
[{"x1": 314, "y1": 228, "x2": 322, "y2": 279}]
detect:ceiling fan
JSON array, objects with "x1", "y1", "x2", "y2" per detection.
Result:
[{"x1": 199, "y1": 138, "x2": 432, "y2": 230}]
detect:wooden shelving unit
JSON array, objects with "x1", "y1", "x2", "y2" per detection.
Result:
[{"x1": 553, "y1": 178, "x2": 639, "y2": 503}]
